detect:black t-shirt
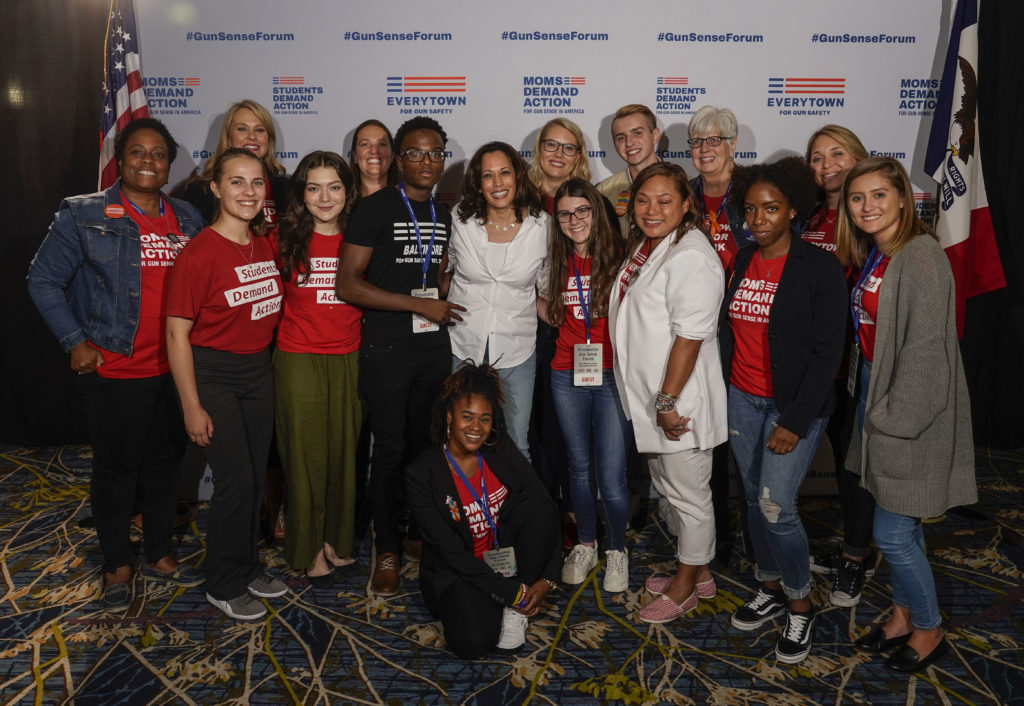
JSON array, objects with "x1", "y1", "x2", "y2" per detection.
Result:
[{"x1": 346, "y1": 185, "x2": 451, "y2": 347}]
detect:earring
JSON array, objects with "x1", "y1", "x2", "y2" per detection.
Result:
[
  {"x1": 445, "y1": 422, "x2": 451, "y2": 440},
  {"x1": 483, "y1": 428, "x2": 498, "y2": 447}
]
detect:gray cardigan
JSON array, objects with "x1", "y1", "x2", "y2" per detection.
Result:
[{"x1": 846, "y1": 234, "x2": 976, "y2": 517}]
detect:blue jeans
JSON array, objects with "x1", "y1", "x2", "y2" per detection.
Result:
[
  {"x1": 728, "y1": 385, "x2": 827, "y2": 600},
  {"x1": 550, "y1": 369, "x2": 630, "y2": 550},
  {"x1": 452, "y1": 352, "x2": 535, "y2": 460},
  {"x1": 857, "y1": 359, "x2": 942, "y2": 630}
]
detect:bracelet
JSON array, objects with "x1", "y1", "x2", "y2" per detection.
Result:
[
  {"x1": 515, "y1": 582, "x2": 529, "y2": 609},
  {"x1": 542, "y1": 578, "x2": 557, "y2": 591},
  {"x1": 655, "y1": 390, "x2": 679, "y2": 412}
]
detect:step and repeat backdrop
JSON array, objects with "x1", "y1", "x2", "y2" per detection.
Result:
[{"x1": 137, "y1": 0, "x2": 946, "y2": 217}]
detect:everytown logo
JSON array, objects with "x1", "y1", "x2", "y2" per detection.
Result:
[
  {"x1": 523, "y1": 76, "x2": 586, "y2": 115},
  {"x1": 271, "y1": 77, "x2": 323, "y2": 115},
  {"x1": 766, "y1": 77, "x2": 845, "y2": 116},
  {"x1": 387, "y1": 76, "x2": 467, "y2": 115},
  {"x1": 142, "y1": 76, "x2": 201, "y2": 115},
  {"x1": 655, "y1": 76, "x2": 706, "y2": 115}
]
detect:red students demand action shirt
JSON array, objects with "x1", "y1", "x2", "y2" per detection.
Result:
[
  {"x1": 165, "y1": 227, "x2": 282, "y2": 353},
  {"x1": 552, "y1": 252, "x2": 613, "y2": 371}
]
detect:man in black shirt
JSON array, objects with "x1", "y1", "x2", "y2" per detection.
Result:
[{"x1": 337, "y1": 117, "x2": 465, "y2": 595}]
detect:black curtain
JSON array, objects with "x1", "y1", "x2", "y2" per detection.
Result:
[
  {"x1": 1, "y1": 0, "x2": 108, "y2": 443},
  {"x1": 967, "y1": 1, "x2": 1024, "y2": 447}
]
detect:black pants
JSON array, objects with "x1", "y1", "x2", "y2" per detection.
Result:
[
  {"x1": 529, "y1": 320, "x2": 569, "y2": 506},
  {"x1": 830, "y1": 378, "x2": 875, "y2": 556},
  {"x1": 193, "y1": 346, "x2": 274, "y2": 600},
  {"x1": 86, "y1": 373, "x2": 185, "y2": 573},
  {"x1": 360, "y1": 341, "x2": 449, "y2": 556},
  {"x1": 430, "y1": 496, "x2": 559, "y2": 659}
]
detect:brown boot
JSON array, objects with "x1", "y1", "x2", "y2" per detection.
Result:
[{"x1": 371, "y1": 552, "x2": 400, "y2": 596}]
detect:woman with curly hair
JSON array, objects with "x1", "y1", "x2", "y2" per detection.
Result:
[
  {"x1": 719, "y1": 157, "x2": 847, "y2": 664},
  {"x1": 405, "y1": 362, "x2": 561, "y2": 658},
  {"x1": 444, "y1": 142, "x2": 549, "y2": 457},
  {"x1": 837, "y1": 157, "x2": 975, "y2": 673},
  {"x1": 541, "y1": 178, "x2": 630, "y2": 592},
  {"x1": 271, "y1": 151, "x2": 362, "y2": 587},
  {"x1": 184, "y1": 99, "x2": 290, "y2": 224}
]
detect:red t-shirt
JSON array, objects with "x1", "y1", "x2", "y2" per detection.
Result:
[
  {"x1": 553, "y1": 253, "x2": 613, "y2": 371},
  {"x1": 852, "y1": 255, "x2": 891, "y2": 362},
  {"x1": 166, "y1": 227, "x2": 282, "y2": 353},
  {"x1": 729, "y1": 253, "x2": 787, "y2": 397},
  {"x1": 802, "y1": 205, "x2": 839, "y2": 255},
  {"x1": 450, "y1": 458, "x2": 508, "y2": 559},
  {"x1": 704, "y1": 194, "x2": 738, "y2": 275},
  {"x1": 94, "y1": 196, "x2": 188, "y2": 379},
  {"x1": 271, "y1": 230, "x2": 362, "y2": 354}
]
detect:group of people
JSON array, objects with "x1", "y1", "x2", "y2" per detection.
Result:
[{"x1": 27, "y1": 99, "x2": 976, "y2": 672}]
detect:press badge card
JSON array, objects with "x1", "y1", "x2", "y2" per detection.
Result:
[
  {"x1": 483, "y1": 546, "x2": 517, "y2": 577},
  {"x1": 573, "y1": 343, "x2": 602, "y2": 386},
  {"x1": 411, "y1": 287, "x2": 440, "y2": 333}
]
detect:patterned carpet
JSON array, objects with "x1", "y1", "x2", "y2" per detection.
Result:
[{"x1": 0, "y1": 444, "x2": 1021, "y2": 705}]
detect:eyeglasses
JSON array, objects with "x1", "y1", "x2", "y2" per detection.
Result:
[
  {"x1": 556, "y1": 205, "x2": 592, "y2": 223},
  {"x1": 541, "y1": 139, "x2": 580, "y2": 157},
  {"x1": 400, "y1": 148, "x2": 446, "y2": 163},
  {"x1": 686, "y1": 135, "x2": 732, "y2": 148}
]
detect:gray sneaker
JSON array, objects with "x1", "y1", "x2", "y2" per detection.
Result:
[
  {"x1": 207, "y1": 592, "x2": 267, "y2": 621},
  {"x1": 247, "y1": 573, "x2": 289, "y2": 598}
]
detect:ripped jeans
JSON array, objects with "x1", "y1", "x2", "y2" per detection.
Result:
[{"x1": 728, "y1": 385, "x2": 828, "y2": 600}]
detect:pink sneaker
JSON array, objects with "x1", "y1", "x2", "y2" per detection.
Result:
[
  {"x1": 637, "y1": 593, "x2": 698, "y2": 624},
  {"x1": 644, "y1": 575, "x2": 717, "y2": 598}
]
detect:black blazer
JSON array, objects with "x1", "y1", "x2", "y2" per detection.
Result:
[
  {"x1": 405, "y1": 442, "x2": 561, "y2": 612},
  {"x1": 718, "y1": 236, "x2": 847, "y2": 437}
]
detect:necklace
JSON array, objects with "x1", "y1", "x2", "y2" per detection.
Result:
[
  {"x1": 487, "y1": 219, "x2": 520, "y2": 232},
  {"x1": 758, "y1": 249, "x2": 785, "y2": 279},
  {"x1": 233, "y1": 236, "x2": 254, "y2": 264}
]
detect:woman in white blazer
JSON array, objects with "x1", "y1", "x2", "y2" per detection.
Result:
[{"x1": 608, "y1": 162, "x2": 727, "y2": 624}]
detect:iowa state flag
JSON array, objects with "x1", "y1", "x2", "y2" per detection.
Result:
[{"x1": 924, "y1": 0, "x2": 1005, "y2": 336}]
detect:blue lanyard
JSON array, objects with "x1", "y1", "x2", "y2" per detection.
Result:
[
  {"x1": 570, "y1": 253, "x2": 592, "y2": 344},
  {"x1": 444, "y1": 447, "x2": 499, "y2": 549},
  {"x1": 398, "y1": 183, "x2": 438, "y2": 290},
  {"x1": 851, "y1": 245, "x2": 886, "y2": 333},
  {"x1": 123, "y1": 194, "x2": 166, "y2": 217}
]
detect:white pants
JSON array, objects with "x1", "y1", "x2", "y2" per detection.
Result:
[{"x1": 648, "y1": 447, "x2": 715, "y2": 565}]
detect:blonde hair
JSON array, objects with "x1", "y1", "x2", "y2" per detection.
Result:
[
  {"x1": 528, "y1": 117, "x2": 591, "y2": 191},
  {"x1": 196, "y1": 100, "x2": 286, "y2": 184},
  {"x1": 612, "y1": 104, "x2": 657, "y2": 132},
  {"x1": 805, "y1": 124, "x2": 868, "y2": 164}
]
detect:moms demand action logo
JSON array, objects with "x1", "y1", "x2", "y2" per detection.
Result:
[
  {"x1": 387, "y1": 76, "x2": 468, "y2": 116},
  {"x1": 143, "y1": 77, "x2": 201, "y2": 114},
  {"x1": 272, "y1": 77, "x2": 324, "y2": 115},
  {"x1": 767, "y1": 77, "x2": 845, "y2": 116},
  {"x1": 523, "y1": 76, "x2": 586, "y2": 115},
  {"x1": 898, "y1": 78, "x2": 940, "y2": 117},
  {"x1": 655, "y1": 77, "x2": 706, "y2": 115}
]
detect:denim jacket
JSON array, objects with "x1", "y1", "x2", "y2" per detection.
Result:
[{"x1": 27, "y1": 181, "x2": 205, "y2": 355}]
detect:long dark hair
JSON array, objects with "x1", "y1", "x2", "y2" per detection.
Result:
[
  {"x1": 456, "y1": 141, "x2": 542, "y2": 224},
  {"x1": 277, "y1": 151, "x2": 355, "y2": 283},
  {"x1": 626, "y1": 162, "x2": 701, "y2": 251},
  {"x1": 349, "y1": 119, "x2": 398, "y2": 197},
  {"x1": 211, "y1": 147, "x2": 268, "y2": 236},
  {"x1": 431, "y1": 361, "x2": 507, "y2": 449},
  {"x1": 545, "y1": 179, "x2": 624, "y2": 326}
]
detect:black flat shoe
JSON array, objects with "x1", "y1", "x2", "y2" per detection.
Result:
[
  {"x1": 885, "y1": 637, "x2": 949, "y2": 673},
  {"x1": 306, "y1": 571, "x2": 336, "y2": 589},
  {"x1": 854, "y1": 626, "x2": 912, "y2": 654}
]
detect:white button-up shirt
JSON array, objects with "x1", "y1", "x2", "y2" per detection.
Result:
[{"x1": 447, "y1": 212, "x2": 551, "y2": 369}]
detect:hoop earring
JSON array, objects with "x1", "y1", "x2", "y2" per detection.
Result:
[
  {"x1": 445, "y1": 423, "x2": 451, "y2": 441},
  {"x1": 483, "y1": 428, "x2": 498, "y2": 447}
]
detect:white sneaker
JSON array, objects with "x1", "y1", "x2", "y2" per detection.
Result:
[
  {"x1": 206, "y1": 592, "x2": 267, "y2": 621},
  {"x1": 561, "y1": 543, "x2": 598, "y2": 584},
  {"x1": 495, "y1": 607, "x2": 528, "y2": 652},
  {"x1": 603, "y1": 549, "x2": 629, "y2": 593}
]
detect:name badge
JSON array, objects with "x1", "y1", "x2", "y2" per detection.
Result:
[
  {"x1": 483, "y1": 546, "x2": 517, "y2": 577},
  {"x1": 846, "y1": 342, "x2": 860, "y2": 397},
  {"x1": 411, "y1": 287, "x2": 440, "y2": 333},
  {"x1": 573, "y1": 343, "x2": 602, "y2": 387}
]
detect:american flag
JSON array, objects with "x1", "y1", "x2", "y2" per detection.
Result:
[{"x1": 99, "y1": 0, "x2": 150, "y2": 189}]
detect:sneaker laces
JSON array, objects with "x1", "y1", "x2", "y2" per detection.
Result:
[
  {"x1": 606, "y1": 550, "x2": 627, "y2": 574},
  {"x1": 748, "y1": 588, "x2": 776, "y2": 610},
  {"x1": 783, "y1": 612, "x2": 811, "y2": 641},
  {"x1": 568, "y1": 545, "x2": 594, "y2": 568},
  {"x1": 378, "y1": 555, "x2": 398, "y2": 571}
]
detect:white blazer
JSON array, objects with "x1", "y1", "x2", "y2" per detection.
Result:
[
  {"x1": 609, "y1": 228, "x2": 728, "y2": 455},
  {"x1": 447, "y1": 212, "x2": 551, "y2": 368}
]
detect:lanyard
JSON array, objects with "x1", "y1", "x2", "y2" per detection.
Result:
[
  {"x1": 570, "y1": 253, "x2": 592, "y2": 344},
  {"x1": 444, "y1": 447, "x2": 499, "y2": 549},
  {"x1": 124, "y1": 194, "x2": 166, "y2": 217},
  {"x1": 398, "y1": 183, "x2": 438, "y2": 290},
  {"x1": 851, "y1": 245, "x2": 885, "y2": 333}
]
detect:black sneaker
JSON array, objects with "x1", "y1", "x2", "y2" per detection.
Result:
[
  {"x1": 731, "y1": 588, "x2": 787, "y2": 631},
  {"x1": 776, "y1": 607, "x2": 816, "y2": 664},
  {"x1": 830, "y1": 557, "x2": 866, "y2": 607},
  {"x1": 810, "y1": 544, "x2": 878, "y2": 577}
]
